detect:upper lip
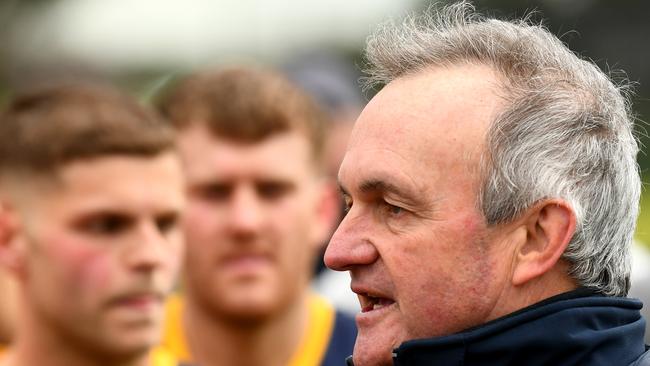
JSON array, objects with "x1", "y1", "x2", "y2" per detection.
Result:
[
  {"x1": 351, "y1": 283, "x2": 395, "y2": 312},
  {"x1": 108, "y1": 290, "x2": 165, "y2": 306},
  {"x1": 351, "y1": 283, "x2": 391, "y2": 299},
  {"x1": 219, "y1": 250, "x2": 273, "y2": 263}
]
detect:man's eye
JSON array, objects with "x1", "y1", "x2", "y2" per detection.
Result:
[
  {"x1": 156, "y1": 213, "x2": 179, "y2": 234},
  {"x1": 342, "y1": 195, "x2": 353, "y2": 212},
  {"x1": 384, "y1": 201, "x2": 404, "y2": 216},
  {"x1": 195, "y1": 183, "x2": 230, "y2": 201},
  {"x1": 257, "y1": 182, "x2": 293, "y2": 200},
  {"x1": 80, "y1": 214, "x2": 131, "y2": 235}
]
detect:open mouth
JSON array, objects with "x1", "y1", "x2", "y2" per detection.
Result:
[{"x1": 359, "y1": 293, "x2": 396, "y2": 313}]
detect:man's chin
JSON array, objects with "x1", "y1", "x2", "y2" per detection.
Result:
[
  {"x1": 218, "y1": 302, "x2": 282, "y2": 326},
  {"x1": 107, "y1": 326, "x2": 160, "y2": 352},
  {"x1": 79, "y1": 331, "x2": 156, "y2": 364},
  {"x1": 353, "y1": 327, "x2": 402, "y2": 366},
  {"x1": 352, "y1": 345, "x2": 394, "y2": 366}
]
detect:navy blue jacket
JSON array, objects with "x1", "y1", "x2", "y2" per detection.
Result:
[
  {"x1": 395, "y1": 289, "x2": 649, "y2": 365},
  {"x1": 322, "y1": 310, "x2": 357, "y2": 366},
  {"x1": 348, "y1": 289, "x2": 650, "y2": 365}
]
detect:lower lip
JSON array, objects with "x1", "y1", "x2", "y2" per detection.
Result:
[
  {"x1": 114, "y1": 296, "x2": 159, "y2": 310},
  {"x1": 356, "y1": 301, "x2": 397, "y2": 326},
  {"x1": 221, "y1": 256, "x2": 271, "y2": 274}
]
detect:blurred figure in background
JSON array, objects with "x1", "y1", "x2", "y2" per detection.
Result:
[
  {"x1": 157, "y1": 66, "x2": 357, "y2": 366},
  {"x1": 283, "y1": 51, "x2": 366, "y2": 315},
  {"x1": 0, "y1": 272, "x2": 16, "y2": 354},
  {"x1": 631, "y1": 241, "x2": 650, "y2": 343},
  {"x1": 283, "y1": 51, "x2": 366, "y2": 179},
  {"x1": 0, "y1": 83, "x2": 185, "y2": 366}
]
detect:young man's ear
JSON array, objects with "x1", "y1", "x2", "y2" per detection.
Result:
[
  {"x1": 0, "y1": 202, "x2": 26, "y2": 275},
  {"x1": 511, "y1": 199, "x2": 577, "y2": 286}
]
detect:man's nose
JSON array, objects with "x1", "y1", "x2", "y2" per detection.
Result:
[
  {"x1": 228, "y1": 186, "x2": 264, "y2": 236},
  {"x1": 126, "y1": 221, "x2": 170, "y2": 272},
  {"x1": 324, "y1": 211, "x2": 378, "y2": 271}
]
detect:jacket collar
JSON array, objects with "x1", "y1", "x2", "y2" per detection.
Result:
[{"x1": 391, "y1": 289, "x2": 647, "y2": 366}]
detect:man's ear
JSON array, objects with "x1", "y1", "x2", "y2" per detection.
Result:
[
  {"x1": 512, "y1": 199, "x2": 576, "y2": 286},
  {"x1": 0, "y1": 202, "x2": 26, "y2": 274}
]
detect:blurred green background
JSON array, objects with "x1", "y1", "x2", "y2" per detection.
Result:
[{"x1": 1, "y1": 0, "x2": 648, "y2": 247}]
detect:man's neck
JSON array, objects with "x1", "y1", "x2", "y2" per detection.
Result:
[
  {"x1": 487, "y1": 262, "x2": 579, "y2": 322},
  {"x1": 4, "y1": 304, "x2": 150, "y2": 366},
  {"x1": 2, "y1": 336, "x2": 150, "y2": 366},
  {"x1": 184, "y1": 293, "x2": 310, "y2": 366},
  {"x1": 1, "y1": 347, "x2": 149, "y2": 366}
]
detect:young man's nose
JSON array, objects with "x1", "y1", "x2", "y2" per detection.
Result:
[{"x1": 227, "y1": 186, "x2": 265, "y2": 235}]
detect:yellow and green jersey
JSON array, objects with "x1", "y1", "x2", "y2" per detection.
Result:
[{"x1": 161, "y1": 293, "x2": 356, "y2": 366}]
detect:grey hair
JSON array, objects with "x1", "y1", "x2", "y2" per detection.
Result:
[{"x1": 363, "y1": 1, "x2": 640, "y2": 297}]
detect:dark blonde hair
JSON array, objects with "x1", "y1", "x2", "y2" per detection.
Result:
[
  {"x1": 157, "y1": 66, "x2": 327, "y2": 164},
  {"x1": 0, "y1": 82, "x2": 174, "y2": 176}
]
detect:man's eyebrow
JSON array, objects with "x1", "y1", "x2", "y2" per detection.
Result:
[
  {"x1": 337, "y1": 180, "x2": 349, "y2": 197},
  {"x1": 338, "y1": 177, "x2": 413, "y2": 198},
  {"x1": 359, "y1": 179, "x2": 406, "y2": 196}
]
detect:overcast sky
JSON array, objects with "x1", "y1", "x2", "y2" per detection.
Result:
[{"x1": 9, "y1": 0, "x2": 420, "y2": 70}]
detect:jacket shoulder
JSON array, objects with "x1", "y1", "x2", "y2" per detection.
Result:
[{"x1": 630, "y1": 347, "x2": 650, "y2": 366}]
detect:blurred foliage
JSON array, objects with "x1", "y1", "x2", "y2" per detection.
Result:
[
  {"x1": 636, "y1": 178, "x2": 650, "y2": 247},
  {"x1": 1, "y1": 0, "x2": 649, "y2": 245}
]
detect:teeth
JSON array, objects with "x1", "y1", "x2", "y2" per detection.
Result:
[{"x1": 359, "y1": 293, "x2": 394, "y2": 312}]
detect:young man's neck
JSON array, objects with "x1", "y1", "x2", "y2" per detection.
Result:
[
  {"x1": 184, "y1": 292, "x2": 310, "y2": 366},
  {"x1": 3, "y1": 334, "x2": 151, "y2": 366},
  {"x1": 3, "y1": 301, "x2": 150, "y2": 366}
]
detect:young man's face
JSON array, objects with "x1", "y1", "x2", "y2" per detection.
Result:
[
  {"x1": 177, "y1": 126, "x2": 333, "y2": 322},
  {"x1": 6, "y1": 152, "x2": 185, "y2": 358}
]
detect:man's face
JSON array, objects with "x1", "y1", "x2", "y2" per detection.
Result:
[
  {"x1": 12, "y1": 153, "x2": 184, "y2": 358},
  {"x1": 325, "y1": 65, "x2": 513, "y2": 366},
  {"x1": 177, "y1": 127, "x2": 330, "y2": 321}
]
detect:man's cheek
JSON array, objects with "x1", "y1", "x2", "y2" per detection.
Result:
[{"x1": 50, "y1": 238, "x2": 116, "y2": 294}]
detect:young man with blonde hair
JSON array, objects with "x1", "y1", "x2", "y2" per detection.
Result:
[{"x1": 158, "y1": 66, "x2": 356, "y2": 366}]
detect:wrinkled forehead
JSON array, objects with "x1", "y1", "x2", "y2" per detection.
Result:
[
  {"x1": 338, "y1": 65, "x2": 505, "y2": 201},
  {"x1": 345, "y1": 65, "x2": 504, "y2": 173}
]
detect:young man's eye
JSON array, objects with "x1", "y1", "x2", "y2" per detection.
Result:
[
  {"x1": 79, "y1": 214, "x2": 131, "y2": 235},
  {"x1": 156, "y1": 213, "x2": 179, "y2": 234},
  {"x1": 257, "y1": 181, "x2": 293, "y2": 200},
  {"x1": 194, "y1": 183, "x2": 231, "y2": 202}
]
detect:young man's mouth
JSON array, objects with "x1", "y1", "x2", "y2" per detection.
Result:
[{"x1": 108, "y1": 291, "x2": 164, "y2": 311}]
